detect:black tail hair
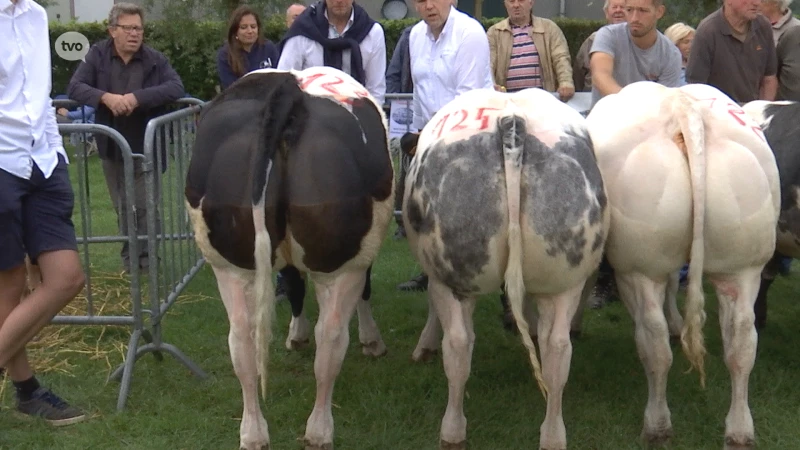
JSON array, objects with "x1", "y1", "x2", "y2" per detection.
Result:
[{"x1": 252, "y1": 74, "x2": 309, "y2": 205}]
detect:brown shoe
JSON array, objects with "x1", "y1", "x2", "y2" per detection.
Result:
[{"x1": 397, "y1": 273, "x2": 428, "y2": 292}]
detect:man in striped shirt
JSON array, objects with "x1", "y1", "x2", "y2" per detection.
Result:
[{"x1": 487, "y1": 0, "x2": 575, "y2": 100}]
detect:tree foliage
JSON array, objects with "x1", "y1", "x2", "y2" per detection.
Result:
[
  {"x1": 661, "y1": 0, "x2": 721, "y2": 28},
  {"x1": 143, "y1": 0, "x2": 296, "y2": 22}
]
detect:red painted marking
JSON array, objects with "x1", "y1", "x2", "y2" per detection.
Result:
[
  {"x1": 476, "y1": 107, "x2": 501, "y2": 130},
  {"x1": 695, "y1": 97, "x2": 765, "y2": 141},
  {"x1": 433, "y1": 113, "x2": 451, "y2": 139},
  {"x1": 298, "y1": 72, "x2": 325, "y2": 90},
  {"x1": 319, "y1": 76, "x2": 345, "y2": 96},
  {"x1": 727, "y1": 106, "x2": 747, "y2": 126},
  {"x1": 450, "y1": 109, "x2": 469, "y2": 132}
]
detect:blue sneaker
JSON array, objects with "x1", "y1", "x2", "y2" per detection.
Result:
[{"x1": 16, "y1": 387, "x2": 86, "y2": 427}]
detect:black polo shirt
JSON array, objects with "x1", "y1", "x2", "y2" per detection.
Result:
[{"x1": 685, "y1": 7, "x2": 777, "y2": 103}]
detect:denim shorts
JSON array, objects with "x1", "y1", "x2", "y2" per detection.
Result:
[{"x1": 0, "y1": 153, "x2": 78, "y2": 270}]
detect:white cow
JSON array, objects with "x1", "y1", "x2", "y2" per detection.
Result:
[
  {"x1": 403, "y1": 87, "x2": 610, "y2": 450},
  {"x1": 586, "y1": 82, "x2": 780, "y2": 449}
]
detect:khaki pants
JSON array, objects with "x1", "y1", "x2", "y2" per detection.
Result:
[{"x1": 101, "y1": 157, "x2": 160, "y2": 270}]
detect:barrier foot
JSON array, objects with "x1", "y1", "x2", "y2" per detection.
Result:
[
  {"x1": 141, "y1": 329, "x2": 164, "y2": 362},
  {"x1": 108, "y1": 340, "x2": 208, "y2": 403},
  {"x1": 111, "y1": 329, "x2": 142, "y2": 411}
]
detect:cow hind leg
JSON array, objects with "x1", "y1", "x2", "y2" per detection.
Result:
[
  {"x1": 616, "y1": 272, "x2": 673, "y2": 446},
  {"x1": 427, "y1": 277, "x2": 475, "y2": 450},
  {"x1": 212, "y1": 266, "x2": 270, "y2": 450},
  {"x1": 356, "y1": 265, "x2": 387, "y2": 357},
  {"x1": 664, "y1": 271, "x2": 684, "y2": 342},
  {"x1": 412, "y1": 294, "x2": 442, "y2": 362},
  {"x1": 710, "y1": 267, "x2": 761, "y2": 450},
  {"x1": 568, "y1": 270, "x2": 598, "y2": 339},
  {"x1": 303, "y1": 270, "x2": 366, "y2": 450},
  {"x1": 535, "y1": 282, "x2": 584, "y2": 450},
  {"x1": 284, "y1": 266, "x2": 311, "y2": 350}
]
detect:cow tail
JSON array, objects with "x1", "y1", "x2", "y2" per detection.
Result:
[
  {"x1": 251, "y1": 75, "x2": 309, "y2": 400},
  {"x1": 675, "y1": 90, "x2": 708, "y2": 388},
  {"x1": 499, "y1": 110, "x2": 547, "y2": 400}
]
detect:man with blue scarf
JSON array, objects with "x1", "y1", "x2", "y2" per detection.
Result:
[{"x1": 277, "y1": 0, "x2": 386, "y2": 105}]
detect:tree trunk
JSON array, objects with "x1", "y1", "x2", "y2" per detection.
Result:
[{"x1": 474, "y1": 0, "x2": 483, "y2": 20}]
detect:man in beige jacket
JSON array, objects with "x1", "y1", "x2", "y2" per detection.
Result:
[{"x1": 487, "y1": 0, "x2": 575, "y2": 101}]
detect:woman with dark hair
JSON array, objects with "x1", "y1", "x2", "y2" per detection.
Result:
[{"x1": 216, "y1": 5, "x2": 279, "y2": 90}]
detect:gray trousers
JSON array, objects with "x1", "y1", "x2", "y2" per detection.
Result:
[{"x1": 101, "y1": 157, "x2": 160, "y2": 269}]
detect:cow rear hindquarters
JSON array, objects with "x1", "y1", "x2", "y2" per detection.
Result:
[{"x1": 498, "y1": 111, "x2": 546, "y2": 399}]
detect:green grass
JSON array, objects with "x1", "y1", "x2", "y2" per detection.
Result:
[{"x1": 2, "y1": 151, "x2": 800, "y2": 450}]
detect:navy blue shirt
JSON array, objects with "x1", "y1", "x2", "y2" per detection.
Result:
[{"x1": 216, "y1": 40, "x2": 279, "y2": 90}]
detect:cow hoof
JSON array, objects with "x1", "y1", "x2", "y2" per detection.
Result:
[
  {"x1": 724, "y1": 435, "x2": 756, "y2": 450},
  {"x1": 240, "y1": 444, "x2": 269, "y2": 450},
  {"x1": 412, "y1": 348, "x2": 438, "y2": 363},
  {"x1": 362, "y1": 340, "x2": 387, "y2": 357},
  {"x1": 440, "y1": 439, "x2": 466, "y2": 450},
  {"x1": 288, "y1": 339, "x2": 310, "y2": 351},
  {"x1": 303, "y1": 440, "x2": 333, "y2": 450},
  {"x1": 642, "y1": 428, "x2": 672, "y2": 447}
]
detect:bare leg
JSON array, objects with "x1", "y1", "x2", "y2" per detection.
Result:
[
  {"x1": 0, "y1": 264, "x2": 33, "y2": 383},
  {"x1": 212, "y1": 267, "x2": 269, "y2": 450},
  {"x1": 0, "y1": 250, "x2": 85, "y2": 369},
  {"x1": 536, "y1": 282, "x2": 584, "y2": 450},
  {"x1": 710, "y1": 267, "x2": 761, "y2": 450},
  {"x1": 616, "y1": 272, "x2": 674, "y2": 446},
  {"x1": 304, "y1": 270, "x2": 367, "y2": 450}
]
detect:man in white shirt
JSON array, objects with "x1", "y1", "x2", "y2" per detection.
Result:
[
  {"x1": 409, "y1": 0, "x2": 495, "y2": 131},
  {"x1": 0, "y1": 0, "x2": 87, "y2": 425},
  {"x1": 277, "y1": 0, "x2": 387, "y2": 105},
  {"x1": 397, "y1": 0, "x2": 495, "y2": 291}
]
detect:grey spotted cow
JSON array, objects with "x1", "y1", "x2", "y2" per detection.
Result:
[{"x1": 402, "y1": 88, "x2": 609, "y2": 450}]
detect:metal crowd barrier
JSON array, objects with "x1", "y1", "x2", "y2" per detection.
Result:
[
  {"x1": 53, "y1": 98, "x2": 207, "y2": 411},
  {"x1": 112, "y1": 101, "x2": 209, "y2": 401},
  {"x1": 383, "y1": 93, "x2": 414, "y2": 222}
]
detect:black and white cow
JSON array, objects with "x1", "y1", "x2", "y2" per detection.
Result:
[
  {"x1": 185, "y1": 66, "x2": 394, "y2": 450},
  {"x1": 743, "y1": 100, "x2": 800, "y2": 329},
  {"x1": 403, "y1": 87, "x2": 609, "y2": 449}
]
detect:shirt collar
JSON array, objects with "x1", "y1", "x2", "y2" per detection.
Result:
[
  {"x1": 773, "y1": 8, "x2": 794, "y2": 28},
  {"x1": 1, "y1": 0, "x2": 30, "y2": 14},
  {"x1": 325, "y1": 7, "x2": 354, "y2": 37}
]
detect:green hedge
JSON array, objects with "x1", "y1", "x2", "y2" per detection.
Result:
[{"x1": 50, "y1": 16, "x2": 604, "y2": 101}]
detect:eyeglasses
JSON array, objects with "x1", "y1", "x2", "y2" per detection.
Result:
[{"x1": 115, "y1": 24, "x2": 144, "y2": 34}]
